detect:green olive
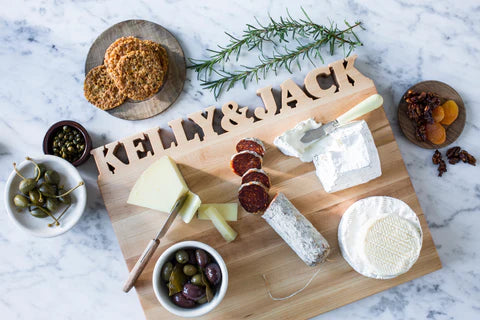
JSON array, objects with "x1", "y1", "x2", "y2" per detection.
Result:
[
  {"x1": 46, "y1": 198, "x2": 60, "y2": 212},
  {"x1": 197, "y1": 296, "x2": 208, "y2": 304},
  {"x1": 13, "y1": 194, "x2": 29, "y2": 208},
  {"x1": 44, "y1": 170, "x2": 60, "y2": 185},
  {"x1": 39, "y1": 183, "x2": 56, "y2": 196},
  {"x1": 30, "y1": 206, "x2": 49, "y2": 218},
  {"x1": 161, "y1": 262, "x2": 173, "y2": 282},
  {"x1": 190, "y1": 274, "x2": 204, "y2": 286},
  {"x1": 19, "y1": 178, "x2": 36, "y2": 194},
  {"x1": 175, "y1": 250, "x2": 189, "y2": 264},
  {"x1": 183, "y1": 264, "x2": 197, "y2": 276},
  {"x1": 29, "y1": 189, "x2": 44, "y2": 206}
]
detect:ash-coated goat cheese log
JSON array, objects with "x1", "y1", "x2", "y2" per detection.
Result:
[{"x1": 262, "y1": 193, "x2": 330, "y2": 266}]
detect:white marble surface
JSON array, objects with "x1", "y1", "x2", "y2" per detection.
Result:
[{"x1": 1, "y1": 0, "x2": 479, "y2": 319}]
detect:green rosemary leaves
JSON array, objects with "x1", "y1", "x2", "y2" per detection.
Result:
[{"x1": 189, "y1": 8, "x2": 364, "y2": 99}]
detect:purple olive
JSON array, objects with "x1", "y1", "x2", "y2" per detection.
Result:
[
  {"x1": 195, "y1": 249, "x2": 209, "y2": 267},
  {"x1": 182, "y1": 283, "x2": 206, "y2": 301},
  {"x1": 187, "y1": 249, "x2": 196, "y2": 265},
  {"x1": 205, "y1": 263, "x2": 222, "y2": 286},
  {"x1": 172, "y1": 292, "x2": 195, "y2": 308}
]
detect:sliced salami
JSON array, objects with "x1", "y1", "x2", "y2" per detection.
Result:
[
  {"x1": 241, "y1": 168, "x2": 271, "y2": 189},
  {"x1": 230, "y1": 150, "x2": 262, "y2": 176},
  {"x1": 238, "y1": 181, "x2": 270, "y2": 214},
  {"x1": 236, "y1": 138, "x2": 266, "y2": 157}
]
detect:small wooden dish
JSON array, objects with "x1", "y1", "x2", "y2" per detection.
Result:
[
  {"x1": 398, "y1": 80, "x2": 466, "y2": 149},
  {"x1": 43, "y1": 120, "x2": 92, "y2": 166},
  {"x1": 85, "y1": 19, "x2": 186, "y2": 120}
]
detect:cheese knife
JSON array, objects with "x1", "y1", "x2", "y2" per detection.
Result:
[
  {"x1": 123, "y1": 194, "x2": 187, "y2": 293},
  {"x1": 300, "y1": 94, "x2": 384, "y2": 143}
]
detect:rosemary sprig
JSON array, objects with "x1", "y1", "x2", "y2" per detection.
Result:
[{"x1": 188, "y1": 9, "x2": 364, "y2": 99}]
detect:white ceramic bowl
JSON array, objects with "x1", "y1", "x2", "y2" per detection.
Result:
[
  {"x1": 4, "y1": 155, "x2": 87, "y2": 237},
  {"x1": 152, "y1": 241, "x2": 228, "y2": 318}
]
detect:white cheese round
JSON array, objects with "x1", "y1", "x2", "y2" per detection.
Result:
[{"x1": 338, "y1": 196, "x2": 423, "y2": 279}]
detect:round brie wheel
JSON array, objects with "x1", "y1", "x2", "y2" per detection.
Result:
[{"x1": 338, "y1": 196, "x2": 423, "y2": 279}]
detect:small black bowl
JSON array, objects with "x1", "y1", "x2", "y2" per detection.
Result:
[{"x1": 43, "y1": 120, "x2": 92, "y2": 166}]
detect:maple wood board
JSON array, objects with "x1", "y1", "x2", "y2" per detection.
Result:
[{"x1": 94, "y1": 74, "x2": 441, "y2": 319}]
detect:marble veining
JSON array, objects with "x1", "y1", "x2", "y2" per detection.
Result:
[{"x1": 0, "y1": 0, "x2": 479, "y2": 319}]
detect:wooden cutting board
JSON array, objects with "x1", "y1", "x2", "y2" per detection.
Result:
[{"x1": 91, "y1": 55, "x2": 441, "y2": 319}]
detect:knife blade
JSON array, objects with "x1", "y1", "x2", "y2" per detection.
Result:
[
  {"x1": 300, "y1": 94, "x2": 384, "y2": 143},
  {"x1": 123, "y1": 193, "x2": 188, "y2": 292}
]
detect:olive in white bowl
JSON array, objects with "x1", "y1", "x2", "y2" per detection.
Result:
[{"x1": 152, "y1": 241, "x2": 228, "y2": 318}]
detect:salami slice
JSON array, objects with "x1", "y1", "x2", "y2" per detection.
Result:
[
  {"x1": 230, "y1": 151, "x2": 262, "y2": 176},
  {"x1": 241, "y1": 168, "x2": 271, "y2": 189},
  {"x1": 238, "y1": 181, "x2": 270, "y2": 214},
  {"x1": 263, "y1": 193, "x2": 330, "y2": 266},
  {"x1": 236, "y1": 138, "x2": 266, "y2": 157}
]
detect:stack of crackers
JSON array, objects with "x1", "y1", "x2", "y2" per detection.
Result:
[{"x1": 84, "y1": 36, "x2": 169, "y2": 110}]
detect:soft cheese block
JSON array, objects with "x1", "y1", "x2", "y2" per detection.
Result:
[
  {"x1": 273, "y1": 118, "x2": 322, "y2": 161},
  {"x1": 127, "y1": 156, "x2": 189, "y2": 213},
  {"x1": 313, "y1": 120, "x2": 381, "y2": 193},
  {"x1": 338, "y1": 196, "x2": 423, "y2": 279}
]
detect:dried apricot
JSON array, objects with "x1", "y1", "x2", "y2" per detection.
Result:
[
  {"x1": 426, "y1": 122, "x2": 446, "y2": 145},
  {"x1": 440, "y1": 100, "x2": 458, "y2": 125},
  {"x1": 432, "y1": 106, "x2": 445, "y2": 123}
]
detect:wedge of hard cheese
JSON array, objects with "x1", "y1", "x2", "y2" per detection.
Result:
[{"x1": 127, "y1": 156, "x2": 189, "y2": 213}]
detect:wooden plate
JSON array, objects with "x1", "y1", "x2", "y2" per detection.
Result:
[
  {"x1": 85, "y1": 20, "x2": 186, "y2": 120},
  {"x1": 398, "y1": 80, "x2": 466, "y2": 149}
]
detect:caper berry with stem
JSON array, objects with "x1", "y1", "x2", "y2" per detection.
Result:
[
  {"x1": 46, "y1": 197, "x2": 60, "y2": 212},
  {"x1": 39, "y1": 183, "x2": 56, "y2": 197},
  {"x1": 44, "y1": 170, "x2": 60, "y2": 185},
  {"x1": 29, "y1": 206, "x2": 49, "y2": 218},
  {"x1": 13, "y1": 163, "x2": 37, "y2": 194},
  {"x1": 29, "y1": 189, "x2": 44, "y2": 206},
  {"x1": 13, "y1": 194, "x2": 29, "y2": 208}
]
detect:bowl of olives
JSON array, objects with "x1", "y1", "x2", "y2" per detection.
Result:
[
  {"x1": 152, "y1": 241, "x2": 228, "y2": 318},
  {"x1": 43, "y1": 120, "x2": 92, "y2": 166},
  {"x1": 4, "y1": 155, "x2": 87, "y2": 237}
]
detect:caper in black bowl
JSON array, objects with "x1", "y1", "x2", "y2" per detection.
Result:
[{"x1": 43, "y1": 120, "x2": 92, "y2": 167}]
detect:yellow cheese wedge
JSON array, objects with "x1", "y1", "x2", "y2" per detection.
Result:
[
  {"x1": 197, "y1": 203, "x2": 238, "y2": 221},
  {"x1": 127, "y1": 156, "x2": 189, "y2": 213},
  {"x1": 178, "y1": 191, "x2": 201, "y2": 223},
  {"x1": 204, "y1": 207, "x2": 238, "y2": 242}
]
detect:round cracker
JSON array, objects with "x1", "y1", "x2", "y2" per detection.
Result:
[
  {"x1": 143, "y1": 40, "x2": 169, "y2": 75},
  {"x1": 105, "y1": 37, "x2": 168, "y2": 81},
  {"x1": 84, "y1": 65, "x2": 126, "y2": 110},
  {"x1": 115, "y1": 50, "x2": 165, "y2": 100}
]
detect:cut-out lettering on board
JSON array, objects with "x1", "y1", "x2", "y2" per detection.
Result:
[{"x1": 91, "y1": 55, "x2": 372, "y2": 177}]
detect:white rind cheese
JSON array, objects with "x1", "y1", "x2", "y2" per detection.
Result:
[
  {"x1": 338, "y1": 196, "x2": 423, "y2": 279},
  {"x1": 262, "y1": 193, "x2": 330, "y2": 266},
  {"x1": 273, "y1": 118, "x2": 322, "y2": 161},
  {"x1": 313, "y1": 120, "x2": 381, "y2": 193}
]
